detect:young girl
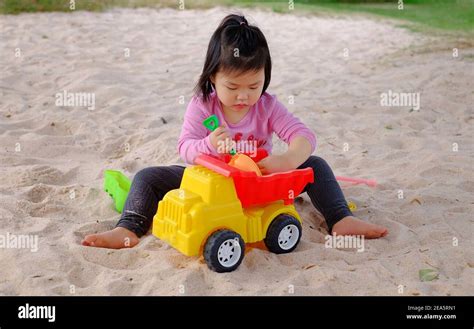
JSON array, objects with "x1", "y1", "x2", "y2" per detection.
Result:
[{"x1": 82, "y1": 14, "x2": 387, "y2": 249}]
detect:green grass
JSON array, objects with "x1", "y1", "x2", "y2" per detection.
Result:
[
  {"x1": 316, "y1": 0, "x2": 474, "y2": 32},
  {"x1": 236, "y1": 0, "x2": 474, "y2": 32},
  {"x1": 0, "y1": 0, "x2": 212, "y2": 14},
  {"x1": 0, "y1": 0, "x2": 103, "y2": 13},
  {"x1": 1, "y1": 0, "x2": 473, "y2": 32}
]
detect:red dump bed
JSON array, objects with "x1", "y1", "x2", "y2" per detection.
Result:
[{"x1": 195, "y1": 151, "x2": 314, "y2": 208}]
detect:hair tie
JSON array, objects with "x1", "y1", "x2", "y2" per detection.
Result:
[{"x1": 240, "y1": 21, "x2": 246, "y2": 26}]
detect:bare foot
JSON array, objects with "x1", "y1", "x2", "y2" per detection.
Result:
[
  {"x1": 332, "y1": 216, "x2": 388, "y2": 239},
  {"x1": 82, "y1": 227, "x2": 139, "y2": 249}
]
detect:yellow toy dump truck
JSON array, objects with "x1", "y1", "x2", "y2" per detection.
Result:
[{"x1": 152, "y1": 150, "x2": 314, "y2": 272}]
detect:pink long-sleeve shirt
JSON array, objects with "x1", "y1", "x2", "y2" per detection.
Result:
[{"x1": 177, "y1": 91, "x2": 317, "y2": 164}]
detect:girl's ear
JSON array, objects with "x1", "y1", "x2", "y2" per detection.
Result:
[{"x1": 210, "y1": 75, "x2": 215, "y2": 84}]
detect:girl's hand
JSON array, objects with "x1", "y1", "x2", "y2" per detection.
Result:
[
  {"x1": 209, "y1": 125, "x2": 234, "y2": 153},
  {"x1": 257, "y1": 154, "x2": 295, "y2": 175}
]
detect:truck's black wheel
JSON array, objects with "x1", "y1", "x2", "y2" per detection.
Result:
[
  {"x1": 204, "y1": 230, "x2": 245, "y2": 273},
  {"x1": 264, "y1": 214, "x2": 302, "y2": 254}
]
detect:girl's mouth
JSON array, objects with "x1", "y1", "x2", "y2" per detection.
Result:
[{"x1": 233, "y1": 104, "x2": 248, "y2": 109}]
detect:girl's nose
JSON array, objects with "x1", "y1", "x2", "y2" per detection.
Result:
[{"x1": 237, "y1": 93, "x2": 248, "y2": 101}]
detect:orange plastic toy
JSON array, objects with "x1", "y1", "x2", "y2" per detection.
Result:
[{"x1": 228, "y1": 153, "x2": 263, "y2": 176}]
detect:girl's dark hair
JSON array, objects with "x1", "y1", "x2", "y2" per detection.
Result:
[{"x1": 194, "y1": 14, "x2": 272, "y2": 102}]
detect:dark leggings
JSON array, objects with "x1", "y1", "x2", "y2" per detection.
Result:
[{"x1": 116, "y1": 156, "x2": 353, "y2": 237}]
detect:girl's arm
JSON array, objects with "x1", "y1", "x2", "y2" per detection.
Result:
[
  {"x1": 177, "y1": 97, "x2": 218, "y2": 164},
  {"x1": 268, "y1": 98, "x2": 316, "y2": 152},
  {"x1": 285, "y1": 135, "x2": 313, "y2": 168},
  {"x1": 257, "y1": 96, "x2": 316, "y2": 174},
  {"x1": 257, "y1": 136, "x2": 312, "y2": 174}
]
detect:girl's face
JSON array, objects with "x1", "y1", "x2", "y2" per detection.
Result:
[{"x1": 211, "y1": 69, "x2": 265, "y2": 113}]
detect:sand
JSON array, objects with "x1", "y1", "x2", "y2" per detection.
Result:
[{"x1": 0, "y1": 6, "x2": 473, "y2": 296}]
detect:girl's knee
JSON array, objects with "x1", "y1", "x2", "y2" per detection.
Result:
[
  {"x1": 134, "y1": 168, "x2": 151, "y2": 182},
  {"x1": 133, "y1": 166, "x2": 165, "y2": 184},
  {"x1": 305, "y1": 155, "x2": 330, "y2": 169},
  {"x1": 134, "y1": 165, "x2": 184, "y2": 184},
  {"x1": 302, "y1": 156, "x2": 335, "y2": 180}
]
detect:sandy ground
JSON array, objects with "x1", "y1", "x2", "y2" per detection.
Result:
[{"x1": 0, "y1": 7, "x2": 473, "y2": 296}]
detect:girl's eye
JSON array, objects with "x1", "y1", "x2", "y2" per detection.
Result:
[
  {"x1": 226, "y1": 87, "x2": 237, "y2": 91},
  {"x1": 250, "y1": 87, "x2": 258, "y2": 90}
]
